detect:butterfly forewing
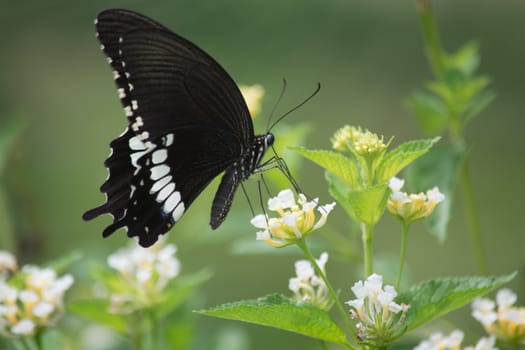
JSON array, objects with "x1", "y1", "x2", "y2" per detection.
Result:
[{"x1": 84, "y1": 9, "x2": 269, "y2": 247}]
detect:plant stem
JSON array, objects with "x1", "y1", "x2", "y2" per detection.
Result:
[
  {"x1": 296, "y1": 240, "x2": 356, "y2": 338},
  {"x1": 416, "y1": 0, "x2": 445, "y2": 78},
  {"x1": 461, "y1": 160, "x2": 488, "y2": 275},
  {"x1": 396, "y1": 222, "x2": 410, "y2": 290},
  {"x1": 361, "y1": 223, "x2": 374, "y2": 277}
]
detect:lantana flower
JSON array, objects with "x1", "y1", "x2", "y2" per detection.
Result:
[
  {"x1": 0, "y1": 256, "x2": 74, "y2": 338},
  {"x1": 240, "y1": 84, "x2": 265, "y2": 118},
  {"x1": 251, "y1": 189, "x2": 336, "y2": 248},
  {"x1": 345, "y1": 274, "x2": 409, "y2": 347},
  {"x1": 472, "y1": 288, "x2": 525, "y2": 345},
  {"x1": 414, "y1": 330, "x2": 497, "y2": 350},
  {"x1": 288, "y1": 252, "x2": 332, "y2": 310},
  {"x1": 105, "y1": 239, "x2": 181, "y2": 313},
  {"x1": 331, "y1": 125, "x2": 387, "y2": 156},
  {"x1": 387, "y1": 177, "x2": 445, "y2": 224},
  {"x1": 0, "y1": 250, "x2": 17, "y2": 279}
]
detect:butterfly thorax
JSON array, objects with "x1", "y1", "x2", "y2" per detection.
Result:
[{"x1": 236, "y1": 133, "x2": 274, "y2": 180}]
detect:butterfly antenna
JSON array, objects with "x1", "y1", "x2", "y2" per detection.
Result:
[
  {"x1": 267, "y1": 82, "x2": 321, "y2": 132},
  {"x1": 265, "y1": 79, "x2": 288, "y2": 132}
]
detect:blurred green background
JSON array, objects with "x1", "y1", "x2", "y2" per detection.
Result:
[{"x1": 1, "y1": 1, "x2": 524, "y2": 349}]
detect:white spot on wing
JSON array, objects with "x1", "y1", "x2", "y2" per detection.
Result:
[
  {"x1": 131, "y1": 100, "x2": 138, "y2": 110},
  {"x1": 151, "y1": 175, "x2": 172, "y2": 193},
  {"x1": 172, "y1": 202, "x2": 185, "y2": 221},
  {"x1": 132, "y1": 117, "x2": 143, "y2": 132},
  {"x1": 152, "y1": 149, "x2": 168, "y2": 164},
  {"x1": 156, "y1": 182, "x2": 175, "y2": 203},
  {"x1": 128, "y1": 83, "x2": 134, "y2": 91},
  {"x1": 124, "y1": 106, "x2": 133, "y2": 117},
  {"x1": 129, "y1": 136, "x2": 146, "y2": 150},
  {"x1": 118, "y1": 88, "x2": 126, "y2": 99},
  {"x1": 165, "y1": 133, "x2": 174, "y2": 146},
  {"x1": 150, "y1": 164, "x2": 170, "y2": 180},
  {"x1": 113, "y1": 71, "x2": 120, "y2": 80},
  {"x1": 164, "y1": 191, "x2": 181, "y2": 213}
]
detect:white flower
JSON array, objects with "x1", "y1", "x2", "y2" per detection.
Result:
[
  {"x1": 387, "y1": 177, "x2": 445, "y2": 224},
  {"x1": 464, "y1": 336, "x2": 497, "y2": 350},
  {"x1": 106, "y1": 240, "x2": 181, "y2": 313},
  {"x1": 0, "y1": 251, "x2": 17, "y2": 278},
  {"x1": 33, "y1": 302, "x2": 54, "y2": 318},
  {"x1": 11, "y1": 319, "x2": 35, "y2": 336},
  {"x1": 0, "y1": 258, "x2": 74, "y2": 337},
  {"x1": 388, "y1": 177, "x2": 405, "y2": 192},
  {"x1": 346, "y1": 274, "x2": 408, "y2": 346},
  {"x1": 252, "y1": 189, "x2": 335, "y2": 248},
  {"x1": 472, "y1": 288, "x2": 525, "y2": 345},
  {"x1": 288, "y1": 253, "x2": 331, "y2": 310},
  {"x1": 415, "y1": 330, "x2": 497, "y2": 350}
]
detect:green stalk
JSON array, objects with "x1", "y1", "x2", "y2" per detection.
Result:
[
  {"x1": 361, "y1": 223, "x2": 374, "y2": 277},
  {"x1": 416, "y1": 0, "x2": 445, "y2": 78},
  {"x1": 461, "y1": 160, "x2": 488, "y2": 275},
  {"x1": 296, "y1": 239, "x2": 357, "y2": 349},
  {"x1": 395, "y1": 222, "x2": 410, "y2": 290}
]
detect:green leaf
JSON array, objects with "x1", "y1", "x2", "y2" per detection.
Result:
[
  {"x1": 325, "y1": 171, "x2": 355, "y2": 219},
  {"x1": 196, "y1": 294, "x2": 347, "y2": 345},
  {"x1": 463, "y1": 89, "x2": 496, "y2": 125},
  {"x1": 404, "y1": 144, "x2": 466, "y2": 241},
  {"x1": 291, "y1": 146, "x2": 359, "y2": 188},
  {"x1": 68, "y1": 299, "x2": 128, "y2": 334},
  {"x1": 156, "y1": 269, "x2": 212, "y2": 319},
  {"x1": 376, "y1": 137, "x2": 440, "y2": 184},
  {"x1": 444, "y1": 41, "x2": 480, "y2": 76},
  {"x1": 397, "y1": 273, "x2": 516, "y2": 332},
  {"x1": 406, "y1": 92, "x2": 448, "y2": 135},
  {"x1": 44, "y1": 251, "x2": 82, "y2": 274},
  {"x1": 347, "y1": 184, "x2": 389, "y2": 225}
]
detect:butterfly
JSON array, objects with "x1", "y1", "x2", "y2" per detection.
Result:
[{"x1": 83, "y1": 9, "x2": 276, "y2": 247}]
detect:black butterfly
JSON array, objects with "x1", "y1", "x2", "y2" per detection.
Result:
[{"x1": 83, "y1": 9, "x2": 275, "y2": 247}]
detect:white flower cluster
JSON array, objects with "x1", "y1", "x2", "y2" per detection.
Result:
[
  {"x1": 387, "y1": 177, "x2": 445, "y2": 224},
  {"x1": 472, "y1": 288, "x2": 525, "y2": 344},
  {"x1": 345, "y1": 274, "x2": 408, "y2": 345},
  {"x1": 414, "y1": 330, "x2": 497, "y2": 350},
  {"x1": 288, "y1": 252, "x2": 331, "y2": 310},
  {"x1": 251, "y1": 189, "x2": 336, "y2": 248},
  {"x1": 0, "y1": 251, "x2": 74, "y2": 337},
  {"x1": 106, "y1": 240, "x2": 181, "y2": 313}
]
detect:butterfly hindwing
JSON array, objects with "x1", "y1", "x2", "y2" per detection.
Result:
[{"x1": 84, "y1": 9, "x2": 272, "y2": 247}]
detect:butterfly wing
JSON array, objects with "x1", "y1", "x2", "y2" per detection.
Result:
[{"x1": 84, "y1": 9, "x2": 254, "y2": 246}]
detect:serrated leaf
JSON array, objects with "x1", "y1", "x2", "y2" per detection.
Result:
[
  {"x1": 397, "y1": 273, "x2": 516, "y2": 332},
  {"x1": 68, "y1": 299, "x2": 128, "y2": 334},
  {"x1": 348, "y1": 184, "x2": 389, "y2": 225},
  {"x1": 376, "y1": 138, "x2": 440, "y2": 184},
  {"x1": 196, "y1": 294, "x2": 347, "y2": 345},
  {"x1": 291, "y1": 146, "x2": 359, "y2": 188},
  {"x1": 405, "y1": 144, "x2": 466, "y2": 241},
  {"x1": 325, "y1": 171, "x2": 356, "y2": 220},
  {"x1": 406, "y1": 92, "x2": 449, "y2": 135}
]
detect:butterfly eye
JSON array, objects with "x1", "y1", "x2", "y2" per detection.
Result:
[{"x1": 265, "y1": 133, "x2": 275, "y2": 147}]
